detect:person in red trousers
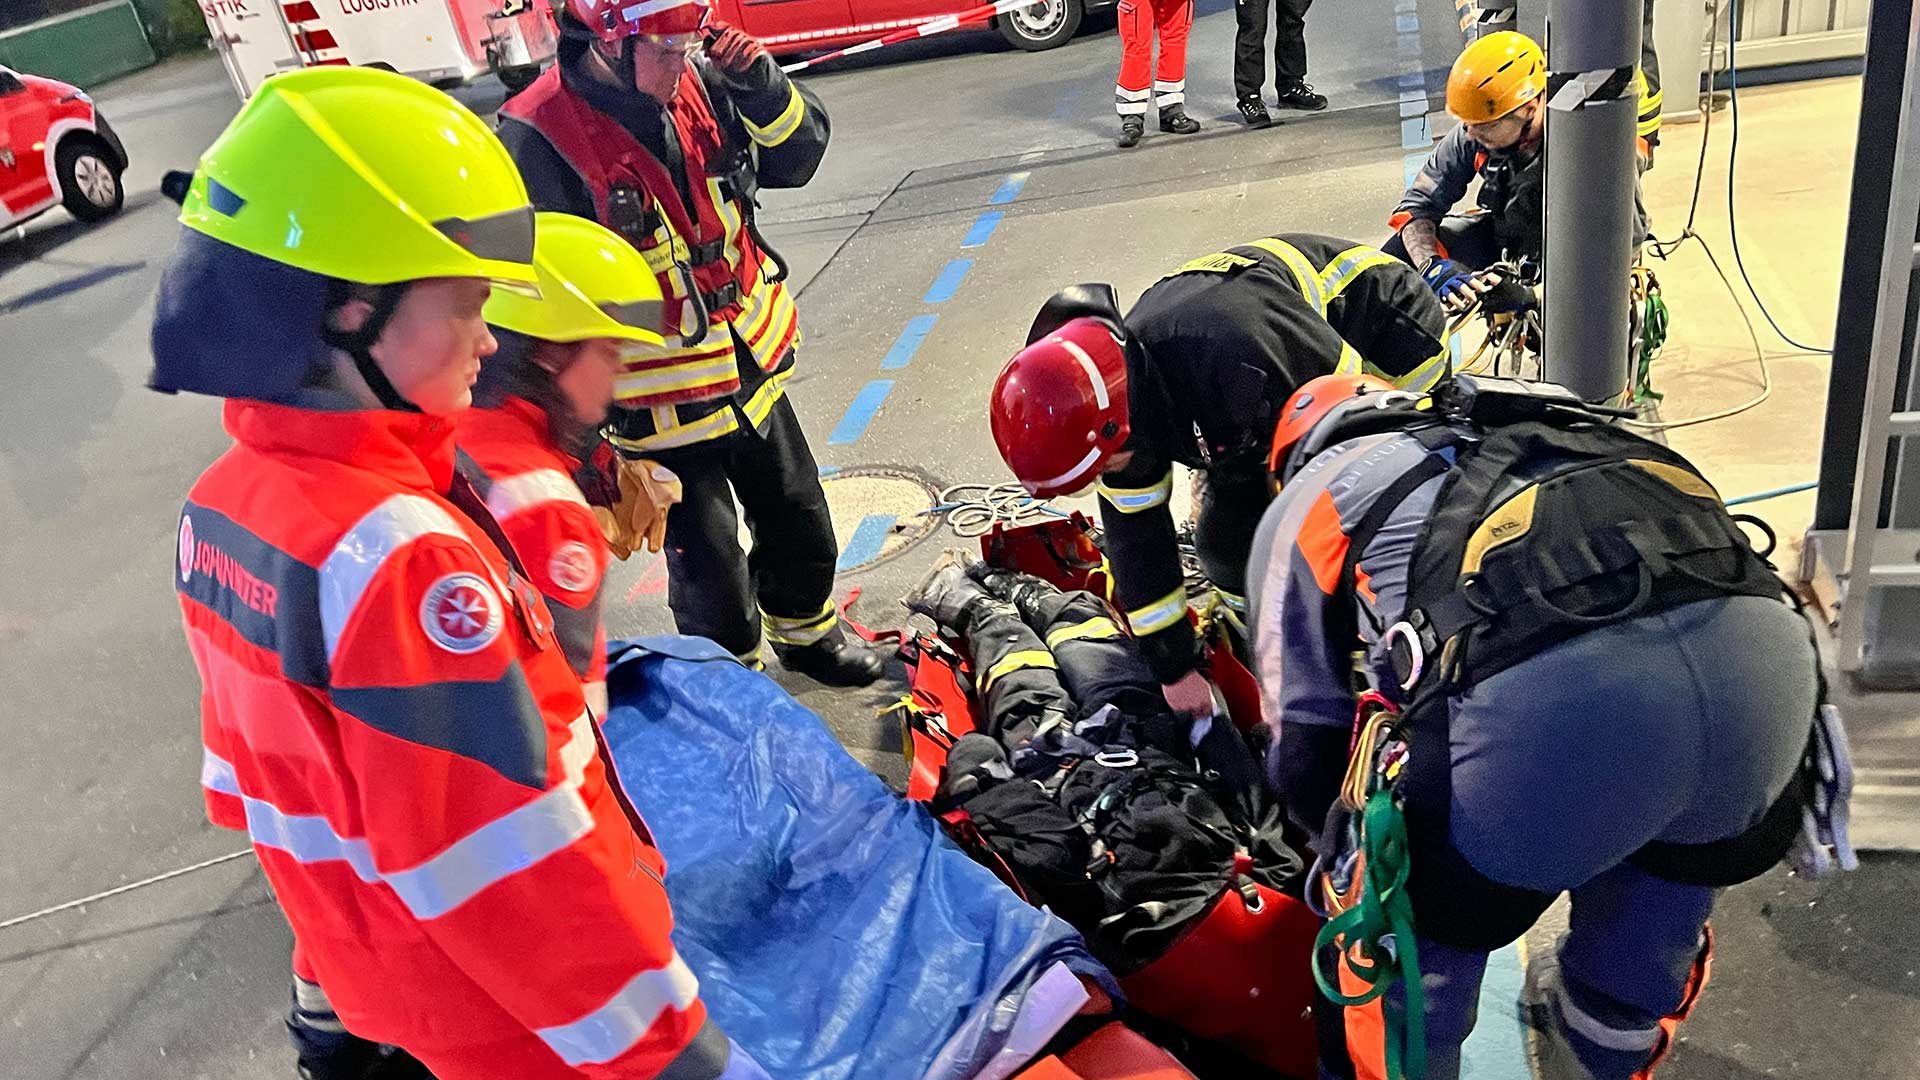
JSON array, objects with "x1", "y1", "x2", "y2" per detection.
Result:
[{"x1": 1115, "y1": 0, "x2": 1199, "y2": 148}]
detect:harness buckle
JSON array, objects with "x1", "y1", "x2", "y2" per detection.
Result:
[{"x1": 1384, "y1": 620, "x2": 1426, "y2": 692}]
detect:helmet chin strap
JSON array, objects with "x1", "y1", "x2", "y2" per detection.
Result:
[{"x1": 323, "y1": 283, "x2": 418, "y2": 412}]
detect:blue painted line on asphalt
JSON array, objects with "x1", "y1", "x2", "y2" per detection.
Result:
[
  {"x1": 1406, "y1": 152, "x2": 1430, "y2": 188},
  {"x1": 1401, "y1": 115, "x2": 1429, "y2": 149},
  {"x1": 829, "y1": 379, "x2": 895, "y2": 445},
  {"x1": 836, "y1": 513, "x2": 898, "y2": 572},
  {"x1": 1461, "y1": 943, "x2": 1531, "y2": 1080},
  {"x1": 961, "y1": 211, "x2": 1005, "y2": 249},
  {"x1": 1395, "y1": 12, "x2": 1418, "y2": 32},
  {"x1": 818, "y1": 465, "x2": 840, "y2": 477},
  {"x1": 924, "y1": 259, "x2": 975, "y2": 303},
  {"x1": 989, "y1": 172, "x2": 1030, "y2": 205},
  {"x1": 881, "y1": 314, "x2": 940, "y2": 370}
]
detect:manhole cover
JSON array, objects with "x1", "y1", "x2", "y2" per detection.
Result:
[{"x1": 820, "y1": 465, "x2": 942, "y2": 573}]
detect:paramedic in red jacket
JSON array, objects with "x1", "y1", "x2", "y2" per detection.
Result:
[
  {"x1": 497, "y1": 0, "x2": 887, "y2": 687},
  {"x1": 149, "y1": 67, "x2": 768, "y2": 1080},
  {"x1": 460, "y1": 212, "x2": 672, "y2": 718}
]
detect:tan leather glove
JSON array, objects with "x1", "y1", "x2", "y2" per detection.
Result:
[{"x1": 594, "y1": 459, "x2": 683, "y2": 560}]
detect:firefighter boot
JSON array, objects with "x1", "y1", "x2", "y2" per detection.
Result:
[
  {"x1": 1117, "y1": 115, "x2": 1145, "y2": 148},
  {"x1": 772, "y1": 623, "x2": 887, "y2": 687},
  {"x1": 905, "y1": 551, "x2": 997, "y2": 633},
  {"x1": 1159, "y1": 104, "x2": 1200, "y2": 135},
  {"x1": 968, "y1": 563, "x2": 1061, "y2": 625}
]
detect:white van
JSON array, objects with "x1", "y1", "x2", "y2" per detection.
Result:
[{"x1": 200, "y1": 0, "x2": 557, "y2": 99}]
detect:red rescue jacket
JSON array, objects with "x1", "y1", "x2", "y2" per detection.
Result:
[
  {"x1": 176, "y1": 400, "x2": 723, "y2": 1075},
  {"x1": 457, "y1": 397, "x2": 611, "y2": 712}
]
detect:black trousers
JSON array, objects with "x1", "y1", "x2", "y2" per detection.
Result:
[
  {"x1": 1232, "y1": 0, "x2": 1312, "y2": 100},
  {"x1": 648, "y1": 395, "x2": 838, "y2": 657},
  {"x1": 1191, "y1": 463, "x2": 1273, "y2": 604}
]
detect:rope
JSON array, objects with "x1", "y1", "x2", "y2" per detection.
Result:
[
  {"x1": 0, "y1": 849, "x2": 256, "y2": 932},
  {"x1": 1313, "y1": 790, "x2": 1427, "y2": 1080},
  {"x1": 925, "y1": 481, "x2": 1069, "y2": 538}
]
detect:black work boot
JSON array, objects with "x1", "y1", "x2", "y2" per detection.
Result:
[
  {"x1": 295, "y1": 1038, "x2": 434, "y2": 1080},
  {"x1": 967, "y1": 563, "x2": 1059, "y2": 624},
  {"x1": 1273, "y1": 78, "x2": 1328, "y2": 111},
  {"x1": 1117, "y1": 115, "x2": 1145, "y2": 148},
  {"x1": 1158, "y1": 103, "x2": 1200, "y2": 134},
  {"x1": 1237, "y1": 96, "x2": 1274, "y2": 129},
  {"x1": 771, "y1": 623, "x2": 886, "y2": 687},
  {"x1": 905, "y1": 551, "x2": 998, "y2": 632}
]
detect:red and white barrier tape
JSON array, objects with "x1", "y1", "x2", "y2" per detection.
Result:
[{"x1": 779, "y1": 0, "x2": 1037, "y2": 73}]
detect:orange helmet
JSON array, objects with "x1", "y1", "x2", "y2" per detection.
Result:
[
  {"x1": 1446, "y1": 30, "x2": 1547, "y2": 124},
  {"x1": 990, "y1": 317, "x2": 1131, "y2": 498},
  {"x1": 565, "y1": 0, "x2": 710, "y2": 45},
  {"x1": 1267, "y1": 373, "x2": 1395, "y2": 479}
]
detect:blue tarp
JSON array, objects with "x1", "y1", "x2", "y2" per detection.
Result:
[{"x1": 600, "y1": 636, "x2": 1111, "y2": 1080}]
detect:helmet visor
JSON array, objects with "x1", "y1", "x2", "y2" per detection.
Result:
[{"x1": 432, "y1": 205, "x2": 540, "y2": 294}]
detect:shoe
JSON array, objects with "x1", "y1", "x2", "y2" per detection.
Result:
[
  {"x1": 1273, "y1": 79, "x2": 1328, "y2": 112},
  {"x1": 968, "y1": 563, "x2": 1058, "y2": 622},
  {"x1": 904, "y1": 551, "x2": 993, "y2": 631},
  {"x1": 298, "y1": 1042, "x2": 436, "y2": 1080},
  {"x1": 1158, "y1": 104, "x2": 1200, "y2": 135},
  {"x1": 771, "y1": 624, "x2": 887, "y2": 687},
  {"x1": 1117, "y1": 115, "x2": 1144, "y2": 148},
  {"x1": 1236, "y1": 96, "x2": 1274, "y2": 128}
]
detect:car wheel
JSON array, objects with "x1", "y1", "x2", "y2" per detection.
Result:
[
  {"x1": 996, "y1": 0, "x2": 1083, "y2": 51},
  {"x1": 498, "y1": 64, "x2": 543, "y2": 95},
  {"x1": 57, "y1": 139, "x2": 124, "y2": 223}
]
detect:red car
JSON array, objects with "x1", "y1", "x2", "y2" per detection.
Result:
[
  {"x1": 719, "y1": 0, "x2": 1114, "y2": 55},
  {"x1": 0, "y1": 64, "x2": 128, "y2": 234}
]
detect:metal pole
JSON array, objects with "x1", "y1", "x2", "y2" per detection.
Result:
[{"x1": 1542, "y1": 0, "x2": 1641, "y2": 403}]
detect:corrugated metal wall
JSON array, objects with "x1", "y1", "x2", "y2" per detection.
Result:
[
  {"x1": 1736, "y1": 0, "x2": 1870, "y2": 40},
  {"x1": 0, "y1": 0, "x2": 157, "y2": 88}
]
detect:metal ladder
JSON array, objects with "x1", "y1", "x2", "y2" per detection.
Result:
[{"x1": 1830, "y1": 0, "x2": 1920, "y2": 676}]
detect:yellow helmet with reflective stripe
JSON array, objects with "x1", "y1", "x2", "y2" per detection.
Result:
[
  {"x1": 1446, "y1": 30, "x2": 1547, "y2": 124},
  {"x1": 179, "y1": 66, "x2": 536, "y2": 289},
  {"x1": 485, "y1": 213, "x2": 665, "y2": 345}
]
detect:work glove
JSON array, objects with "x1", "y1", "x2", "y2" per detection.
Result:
[
  {"x1": 703, "y1": 22, "x2": 776, "y2": 91},
  {"x1": 1420, "y1": 257, "x2": 1477, "y2": 308},
  {"x1": 1476, "y1": 271, "x2": 1538, "y2": 314},
  {"x1": 592, "y1": 458, "x2": 684, "y2": 560}
]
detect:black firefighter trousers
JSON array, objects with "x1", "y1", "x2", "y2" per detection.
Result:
[{"x1": 649, "y1": 395, "x2": 839, "y2": 661}]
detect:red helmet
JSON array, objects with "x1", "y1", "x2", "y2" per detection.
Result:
[
  {"x1": 990, "y1": 317, "x2": 1130, "y2": 498},
  {"x1": 1267, "y1": 373, "x2": 1396, "y2": 479},
  {"x1": 565, "y1": 0, "x2": 711, "y2": 44}
]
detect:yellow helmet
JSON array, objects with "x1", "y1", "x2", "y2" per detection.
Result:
[
  {"x1": 179, "y1": 66, "x2": 536, "y2": 289},
  {"x1": 485, "y1": 213, "x2": 665, "y2": 345},
  {"x1": 1446, "y1": 30, "x2": 1547, "y2": 124}
]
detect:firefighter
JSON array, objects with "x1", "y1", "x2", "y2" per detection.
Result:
[
  {"x1": 1384, "y1": 30, "x2": 1648, "y2": 313},
  {"x1": 461, "y1": 212, "x2": 675, "y2": 718},
  {"x1": 151, "y1": 68, "x2": 768, "y2": 1080},
  {"x1": 987, "y1": 234, "x2": 1448, "y2": 719},
  {"x1": 1247, "y1": 374, "x2": 1822, "y2": 1080},
  {"x1": 1114, "y1": 0, "x2": 1201, "y2": 148},
  {"x1": 496, "y1": 0, "x2": 886, "y2": 686}
]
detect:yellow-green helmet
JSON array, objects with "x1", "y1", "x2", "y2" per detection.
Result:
[
  {"x1": 179, "y1": 66, "x2": 536, "y2": 289},
  {"x1": 485, "y1": 213, "x2": 665, "y2": 345}
]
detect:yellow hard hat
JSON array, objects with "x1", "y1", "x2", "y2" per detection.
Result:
[
  {"x1": 1446, "y1": 30, "x2": 1547, "y2": 124},
  {"x1": 179, "y1": 66, "x2": 536, "y2": 289},
  {"x1": 486, "y1": 213, "x2": 665, "y2": 345}
]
